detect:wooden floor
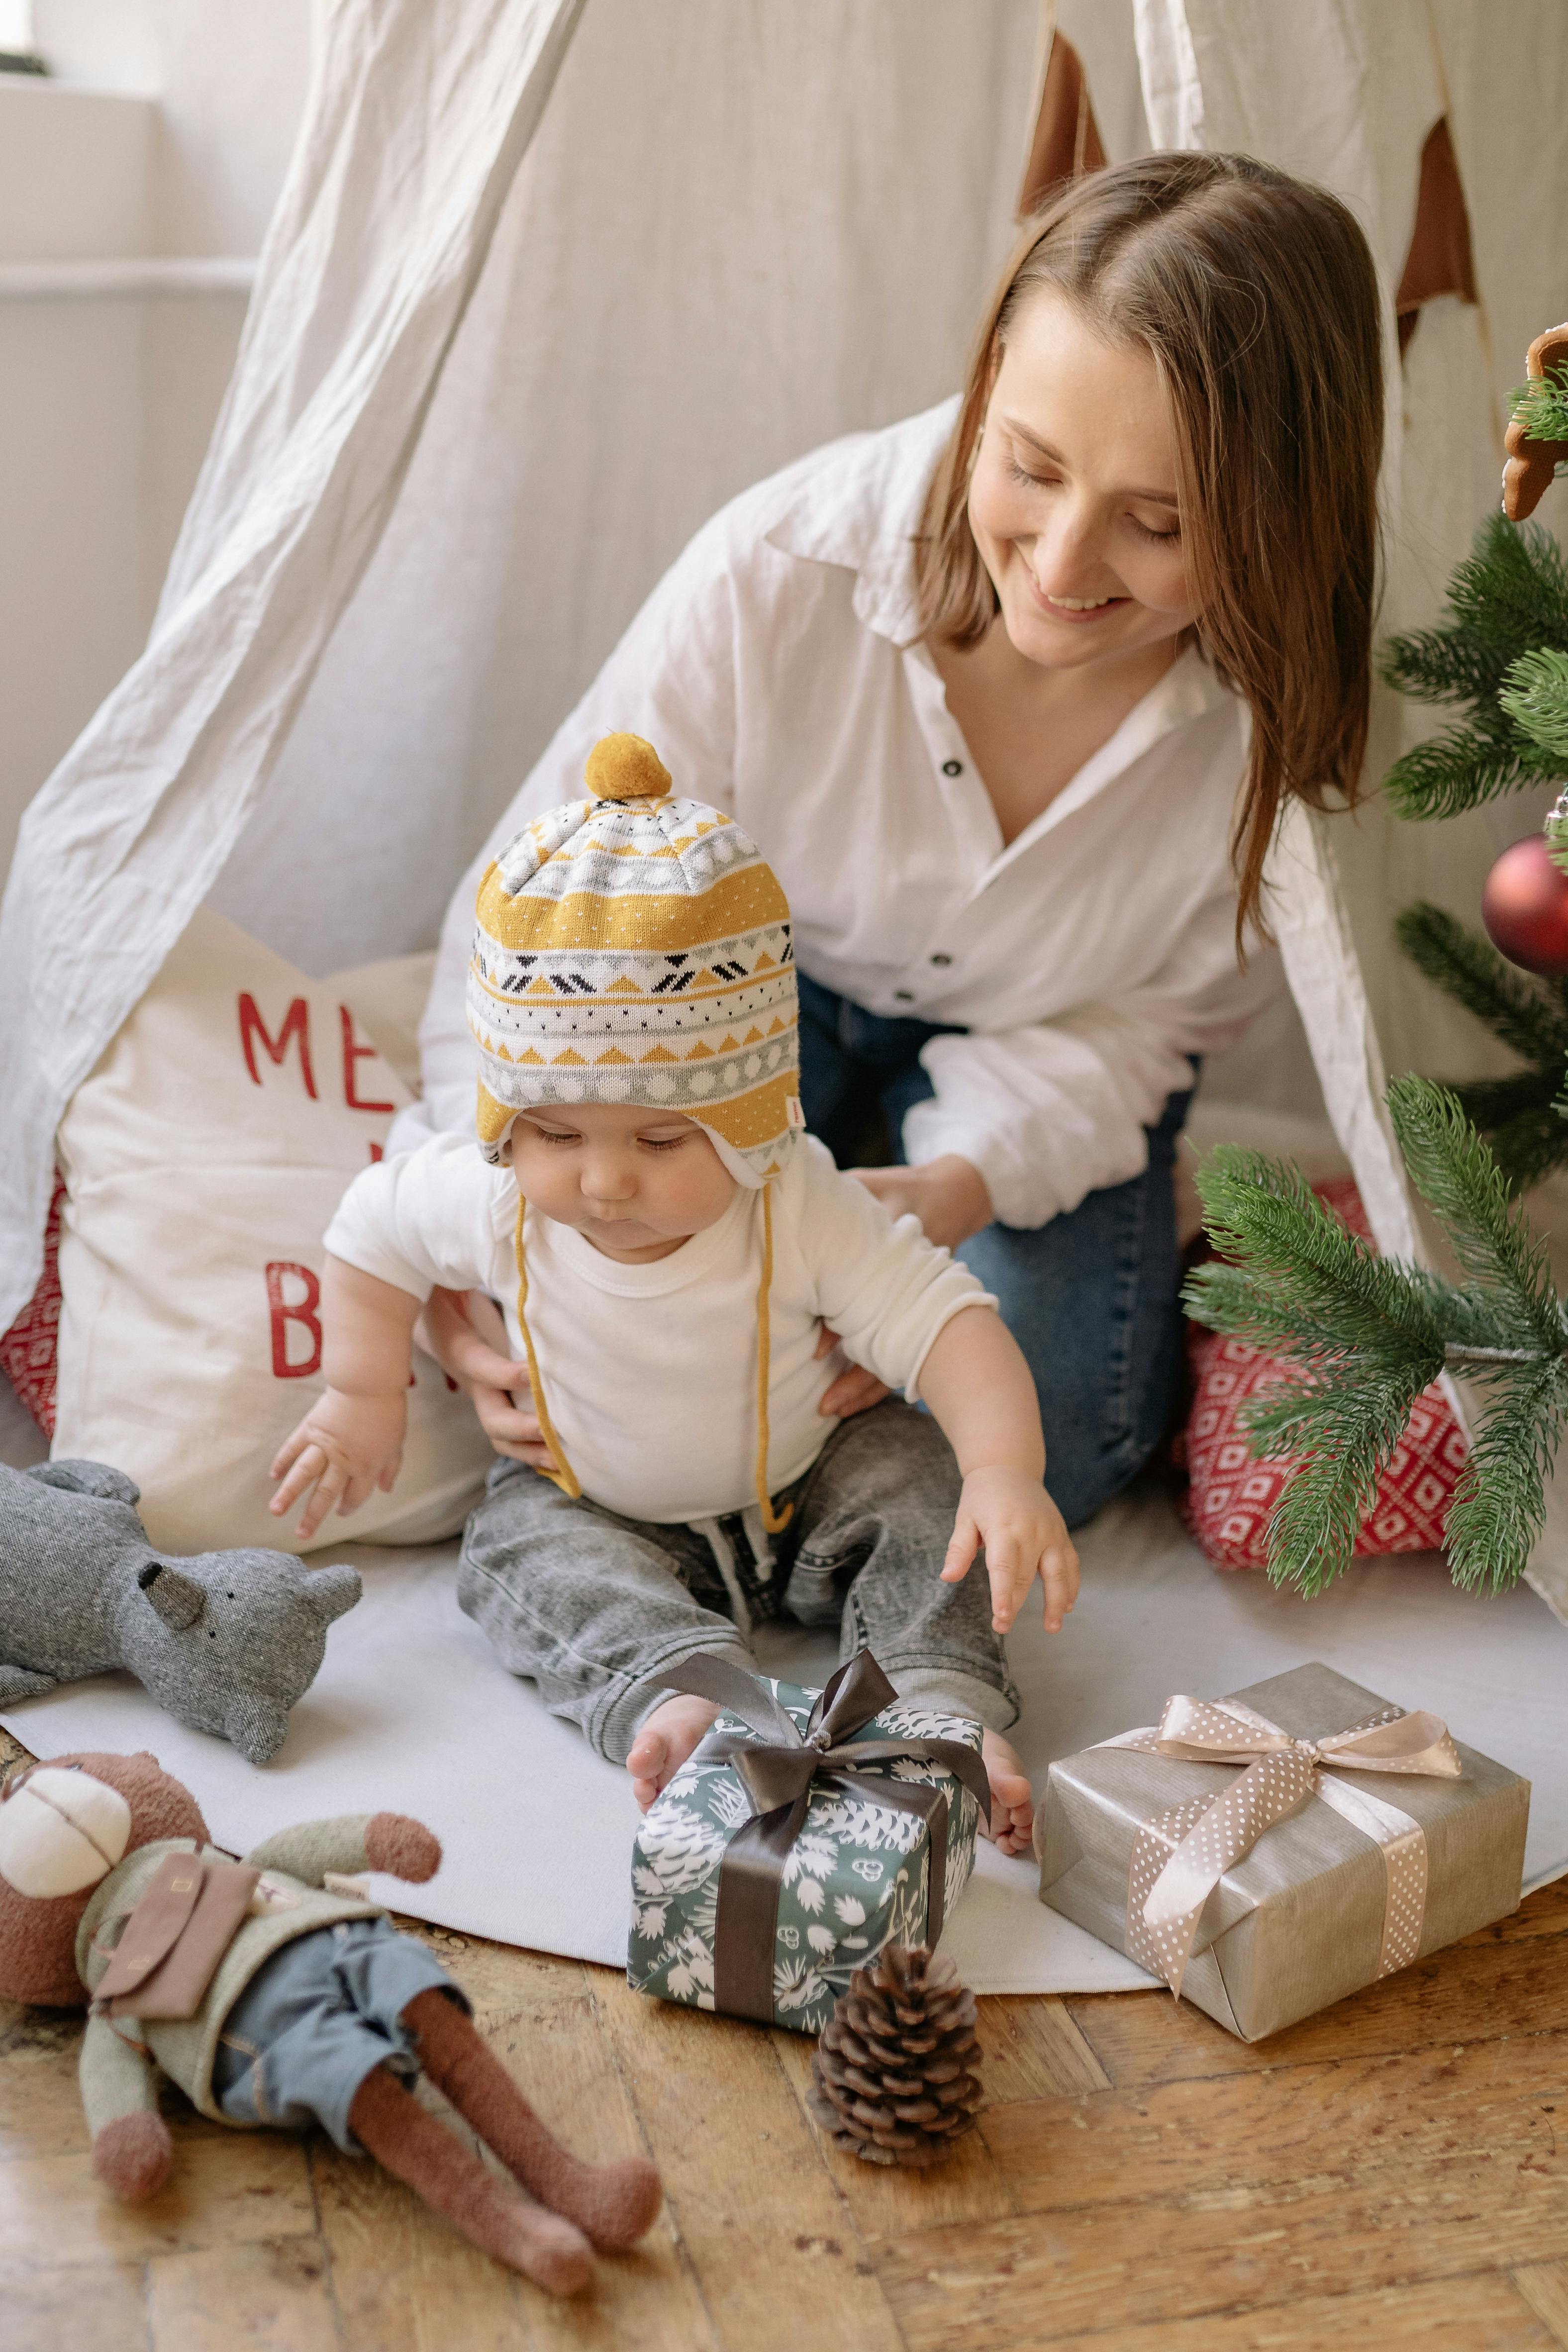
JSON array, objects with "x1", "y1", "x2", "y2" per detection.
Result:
[{"x1": 4, "y1": 1720, "x2": 1568, "y2": 2352}]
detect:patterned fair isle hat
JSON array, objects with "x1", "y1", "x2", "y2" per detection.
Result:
[{"x1": 469, "y1": 734, "x2": 800, "y2": 1185}]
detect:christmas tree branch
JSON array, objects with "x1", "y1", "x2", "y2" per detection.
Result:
[
  {"x1": 1445, "y1": 1358, "x2": 1568, "y2": 1590},
  {"x1": 1184, "y1": 1082, "x2": 1568, "y2": 1594},
  {"x1": 1395, "y1": 901, "x2": 1568, "y2": 1062},
  {"x1": 1500, "y1": 646, "x2": 1568, "y2": 762},
  {"x1": 1380, "y1": 514, "x2": 1568, "y2": 819},
  {"x1": 1510, "y1": 376, "x2": 1568, "y2": 449},
  {"x1": 1386, "y1": 1076, "x2": 1562, "y2": 1347},
  {"x1": 1381, "y1": 726, "x2": 1552, "y2": 822},
  {"x1": 1392, "y1": 905, "x2": 1568, "y2": 1189}
]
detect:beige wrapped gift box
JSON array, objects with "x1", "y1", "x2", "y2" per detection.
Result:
[{"x1": 1036, "y1": 1662, "x2": 1529, "y2": 2043}]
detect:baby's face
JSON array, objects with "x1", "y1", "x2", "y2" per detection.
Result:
[{"x1": 508, "y1": 1103, "x2": 738, "y2": 1262}]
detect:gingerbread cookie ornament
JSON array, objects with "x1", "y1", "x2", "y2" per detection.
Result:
[{"x1": 1503, "y1": 323, "x2": 1568, "y2": 521}]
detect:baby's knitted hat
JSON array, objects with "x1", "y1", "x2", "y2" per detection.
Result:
[{"x1": 468, "y1": 733, "x2": 800, "y2": 1186}]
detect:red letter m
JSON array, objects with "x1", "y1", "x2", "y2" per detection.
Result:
[{"x1": 239, "y1": 993, "x2": 318, "y2": 1098}]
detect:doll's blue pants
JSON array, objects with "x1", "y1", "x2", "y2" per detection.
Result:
[{"x1": 211, "y1": 1916, "x2": 463, "y2": 2152}]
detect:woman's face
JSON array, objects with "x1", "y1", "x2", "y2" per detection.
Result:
[{"x1": 967, "y1": 286, "x2": 1198, "y2": 673}]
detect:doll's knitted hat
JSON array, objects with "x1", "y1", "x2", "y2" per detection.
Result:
[{"x1": 468, "y1": 733, "x2": 800, "y2": 1186}]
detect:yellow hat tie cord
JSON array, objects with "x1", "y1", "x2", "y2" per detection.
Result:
[
  {"x1": 511, "y1": 1178, "x2": 785, "y2": 1528},
  {"x1": 512, "y1": 1193, "x2": 582, "y2": 1499},
  {"x1": 755, "y1": 1183, "x2": 793, "y2": 1535}
]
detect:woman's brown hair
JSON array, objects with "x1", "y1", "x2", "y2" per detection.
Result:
[{"x1": 917, "y1": 152, "x2": 1384, "y2": 944}]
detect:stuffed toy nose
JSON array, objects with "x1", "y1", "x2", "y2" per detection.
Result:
[{"x1": 0, "y1": 1767, "x2": 132, "y2": 1896}]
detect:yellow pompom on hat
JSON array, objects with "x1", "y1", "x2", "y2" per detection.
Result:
[{"x1": 468, "y1": 732, "x2": 803, "y2": 1528}]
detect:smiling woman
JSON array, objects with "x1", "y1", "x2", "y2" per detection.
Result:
[
  {"x1": 926, "y1": 298, "x2": 1200, "y2": 850},
  {"x1": 410, "y1": 152, "x2": 1385, "y2": 1534},
  {"x1": 920, "y1": 153, "x2": 1383, "y2": 935}
]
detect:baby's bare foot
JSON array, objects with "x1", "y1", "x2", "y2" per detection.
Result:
[
  {"x1": 980, "y1": 1728, "x2": 1034, "y2": 1857},
  {"x1": 626, "y1": 1694, "x2": 722, "y2": 1813}
]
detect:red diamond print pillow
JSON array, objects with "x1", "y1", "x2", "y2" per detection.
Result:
[
  {"x1": 1181, "y1": 1176, "x2": 1468, "y2": 1571},
  {"x1": 0, "y1": 1176, "x2": 64, "y2": 1434}
]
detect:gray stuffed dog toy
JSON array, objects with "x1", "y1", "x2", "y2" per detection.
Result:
[{"x1": 0, "y1": 1460, "x2": 360, "y2": 1764}]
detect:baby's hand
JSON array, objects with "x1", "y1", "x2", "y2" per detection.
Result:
[
  {"x1": 270, "y1": 1389, "x2": 407, "y2": 1541},
  {"x1": 941, "y1": 1466, "x2": 1079, "y2": 1635}
]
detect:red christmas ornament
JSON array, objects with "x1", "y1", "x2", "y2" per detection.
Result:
[{"x1": 1480, "y1": 834, "x2": 1568, "y2": 976}]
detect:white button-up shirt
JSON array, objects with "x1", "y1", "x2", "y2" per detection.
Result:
[{"x1": 414, "y1": 399, "x2": 1281, "y2": 1227}]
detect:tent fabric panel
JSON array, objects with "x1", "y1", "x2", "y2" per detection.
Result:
[
  {"x1": 0, "y1": 0, "x2": 588, "y2": 1325},
  {"x1": 200, "y1": 0, "x2": 1046, "y2": 983}
]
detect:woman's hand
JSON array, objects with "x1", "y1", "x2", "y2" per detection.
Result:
[
  {"x1": 940, "y1": 1465, "x2": 1080, "y2": 1635},
  {"x1": 270, "y1": 1389, "x2": 407, "y2": 1542},
  {"x1": 851, "y1": 1155, "x2": 992, "y2": 1250},
  {"x1": 415, "y1": 1288, "x2": 553, "y2": 1467},
  {"x1": 815, "y1": 1323, "x2": 890, "y2": 1419}
]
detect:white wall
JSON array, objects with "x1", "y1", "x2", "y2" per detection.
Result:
[{"x1": 0, "y1": 2, "x2": 309, "y2": 878}]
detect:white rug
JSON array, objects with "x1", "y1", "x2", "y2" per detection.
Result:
[{"x1": 4, "y1": 1478, "x2": 1564, "y2": 1997}]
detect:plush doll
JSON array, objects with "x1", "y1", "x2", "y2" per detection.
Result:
[
  {"x1": 0, "y1": 1750, "x2": 662, "y2": 2295},
  {"x1": 0, "y1": 1460, "x2": 362, "y2": 1764}
]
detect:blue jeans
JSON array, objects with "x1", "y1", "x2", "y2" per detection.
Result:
[{"x1": 797, "y1": 972, "x2": 1193, "y2": 1530}]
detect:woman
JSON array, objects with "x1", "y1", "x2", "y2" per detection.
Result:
[{"x1": 407, "y1": 152, "x2": 1383, "y2": 1528}]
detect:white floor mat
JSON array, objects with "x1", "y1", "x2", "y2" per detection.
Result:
[{"x1": 4, "y1": 1482, "x2": 1564, "y2": 1997}]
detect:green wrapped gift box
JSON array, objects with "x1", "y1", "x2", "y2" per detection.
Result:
[{"x1": 627, "y1": 1650, "x2": 986, "y2": 2034}]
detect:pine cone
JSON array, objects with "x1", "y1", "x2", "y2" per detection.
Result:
[{"x1": 806, "y1": 1945, "x2": 982, "y2": 2166}]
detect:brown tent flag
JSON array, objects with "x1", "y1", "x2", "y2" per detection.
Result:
[
  {"x1": 1017, "y1": 33, "x2": 1106, "y2": 219},
  {"x1": 1396, "y1": 116, "x2": 1476, "y2": 357}
]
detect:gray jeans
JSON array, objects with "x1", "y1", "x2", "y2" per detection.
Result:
[{"x1": 458, "y1": 1398, "x2": 1018, "y2": 1762}]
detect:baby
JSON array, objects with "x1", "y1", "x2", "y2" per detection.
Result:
[{"x1": 273, "y1": 735, "x2": 1078, "y2": 1851}]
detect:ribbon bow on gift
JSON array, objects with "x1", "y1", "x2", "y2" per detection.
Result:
[
  {"x1": 659, "y1": 1650, "x2": 991, "y2": 2024},
  {"x1": 1102, "y1": 1693, "x2": 1462, "y2": 2000}
]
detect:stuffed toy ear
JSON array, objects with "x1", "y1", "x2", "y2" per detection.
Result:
[
  {"x1": 137, "y1": 1564, "x2": 205, "y2": 1630},
  {"x1": 304, "y1": 1563, "x2": 362, "y2": 1626},
  {"x1": 225, "y1": 1696, "x2": 290, "y2": 1766},
  {"x1": 25, "y1": 1459, "x2": 142, "y2": 1506}
]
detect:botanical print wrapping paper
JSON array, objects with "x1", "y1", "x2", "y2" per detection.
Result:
[{"x1": 628, "y1": 1681, "x2": 981, "y2": 2034}]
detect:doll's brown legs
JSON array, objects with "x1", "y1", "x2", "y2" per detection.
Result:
[
  {"x1": 401, "y1": 1987, "x2": 662, "y2": 2251},
  {"x1": 347, "y1": 2063, "x2": 593, "y2": 2295}
]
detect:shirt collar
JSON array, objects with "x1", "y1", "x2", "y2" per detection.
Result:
[
  {"x1": 990, "y1": 643, "x2": 1238, "y2": 864},
  {"x1": 763, "y1": 397, "x2": 960, "y2": 643}
]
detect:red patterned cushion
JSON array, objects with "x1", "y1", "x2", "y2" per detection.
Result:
[
  {"x1": 1181, "y1": 1175, "x2": 1469, "y2": 1571},
  {"x1": 0, "y1": 1175, "x2": 64, "y2": 1436}
]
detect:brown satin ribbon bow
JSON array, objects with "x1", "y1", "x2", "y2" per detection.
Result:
[
  {"x1": 658, "y1": 1649, "x2": 991, "y2": 2025},
  {"x1": 1101, "y1": 1693, "x2": 1462, "y2": 2001}
]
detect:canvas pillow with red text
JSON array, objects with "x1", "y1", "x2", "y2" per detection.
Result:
[{"x1": 51, "y1": 907, "x2": 494, "y2": 1554}]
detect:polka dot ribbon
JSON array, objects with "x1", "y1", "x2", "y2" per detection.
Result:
[{"x1": 1099, "y1": 1694, "x2": 1462, "y2": 2002}]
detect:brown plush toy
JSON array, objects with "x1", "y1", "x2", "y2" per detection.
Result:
[{"x1": 0, "y1": 1752, "x2": 661, "y2": 2296}]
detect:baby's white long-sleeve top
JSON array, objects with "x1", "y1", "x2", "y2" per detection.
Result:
[{"x1": 324, "y1": 1132, "x2": 995, "y2": 1524}]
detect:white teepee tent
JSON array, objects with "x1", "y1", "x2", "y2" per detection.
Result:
[{"x1": 3, "y1": 0, "x2": 1568, "y2": 1597}]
